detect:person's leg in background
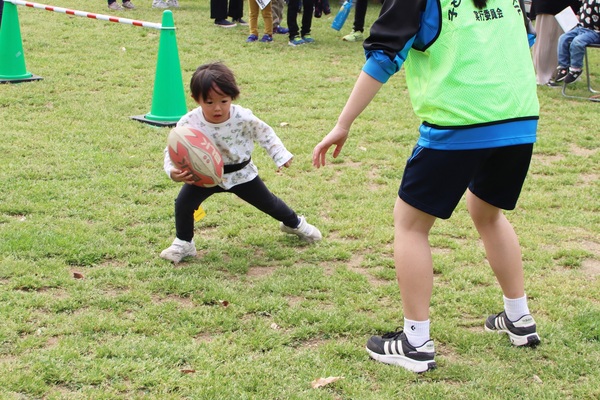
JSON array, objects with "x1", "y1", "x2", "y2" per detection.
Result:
[
  {"x1": 212, "y1": 0, "x2": 237, "y2": 27},
  {"x1": 532, "y1": 14, "x2": 562, "y2": 85}
]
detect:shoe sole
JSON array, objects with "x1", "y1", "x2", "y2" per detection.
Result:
[
  {"x1": 484, "y1": 326, "x2": 541, "y2": 347},
  {"x1": 366, "y1": 347, "x2": 436, "y2": 373},
  {"x1": 159, "y1": 251, "x2": 197, "y2": 264},
  {"x1": 280, "y1": 226, "x2": 321, "y2": 242}
]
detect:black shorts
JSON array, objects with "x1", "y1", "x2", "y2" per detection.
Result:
[{"x1": 399, "y1": 144, "x2": 534, "y2": 219}]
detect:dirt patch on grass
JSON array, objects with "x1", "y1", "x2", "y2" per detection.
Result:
[
  {"x1": 578, "y1": 173, "x2": 598, "y2": 184},
  {"x1": 569, "y1": 144, "x2": 597, "y2": 157},
  {"x1": 533, "y1": 153, "x2": 565, "y2": 166},
  {"x1": 247, "y1": 265, "x2": 276, "y2": 278},
  {"x1": 582, "y1": 259, "x2": 600, "y2": 278},
  {"x1": 293, "y1": 337, "x2": 327, "y2": 349},
  {"x1": 286, "y1": 295, "x2": 305, "y2": 307},
  {"x1": 194, "y1": 332, "x2": 214, "y2": 344},
  {"x1": 151, "y1": 294, "x2": 195, "y2": 308}
]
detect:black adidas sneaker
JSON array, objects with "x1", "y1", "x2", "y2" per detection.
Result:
[
  {"x1": 485, "y1": 311, "x2": 541, "y2": 347},
  {"x1": 366, "y1": 330, "x2": 436, "y2": 373}
]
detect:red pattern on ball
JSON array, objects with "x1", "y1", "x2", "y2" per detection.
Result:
[{"x1": 167, "y1": 127, "x2": 224, "y2": 187}]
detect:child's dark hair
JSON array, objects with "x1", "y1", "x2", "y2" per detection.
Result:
[{"x1": 190, "y1": 62, "x2": 240, "y2": 102}]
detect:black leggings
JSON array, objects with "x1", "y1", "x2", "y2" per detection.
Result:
[{"x1": 174, "y1": 176, "x2": 299, "y2": 242}]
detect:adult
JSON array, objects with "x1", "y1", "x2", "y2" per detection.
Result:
[
  {"x1": 313, "y1": 0, "x2": 540, "y2": 372},
  {"x1": 211, "y1": 0, "x2": 245, "y2": 27},
  {"x1": 342, "y1": 0, "x2": 369, "y2": 42}
]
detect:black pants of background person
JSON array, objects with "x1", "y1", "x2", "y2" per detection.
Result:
[
  {"x1": 352, "y1": 0, "x2": 368, "y2": 32},
  {"x1": 287, "y1": 0, "x2": 314, "y2": 39},
  {"x1": 0, "y1": 0, "x2": 4, "y2": 29},
  {"x1": 210, "y1": 0, "x2": 243, "y2": 21},
  {"x1": 174, "y1": 176, "x2": 299, "y2": 242}
]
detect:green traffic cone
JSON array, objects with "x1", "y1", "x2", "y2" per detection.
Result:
[
  {"x1": 131, "y1": 10, "x2": 187, "y2": 127},
  {"x1": 0, "y1": 1, "x2": 42, "y2": 84}
]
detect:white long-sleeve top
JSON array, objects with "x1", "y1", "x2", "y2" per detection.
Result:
[{"x1": 164, "y1": 104, "x2": 293, "y2": 190}]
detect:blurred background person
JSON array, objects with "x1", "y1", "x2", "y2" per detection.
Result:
[{"x1": 530, "y1": 0, "x2": 581, "y2": 85}]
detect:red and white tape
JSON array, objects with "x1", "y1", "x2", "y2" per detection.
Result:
[{"x1": 5, "y1": 0, "x2": 169, "y2": 30}]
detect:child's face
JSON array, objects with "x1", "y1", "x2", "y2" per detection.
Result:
[{"x1": 197, "y1": 89, "x2": 232, "y2": 124}]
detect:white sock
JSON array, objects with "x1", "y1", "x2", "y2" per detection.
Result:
[
  {"x1": 403, "y1": 318, "x2": 430, "y2": 347},
  {"x1": 503, "y1": 294, "x2": 530, "y2": 322}
]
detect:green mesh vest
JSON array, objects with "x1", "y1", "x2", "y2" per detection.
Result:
[{"x1": 404, "y1": 0, "x2": 539, "y2": 128}]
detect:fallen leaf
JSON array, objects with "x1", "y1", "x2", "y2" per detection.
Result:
[
  {"x1": 270, "y1": 322, "x2": 281, "y2": 330},
  {"x1": 219, "y1": 300, "x2": 229, "y2": 307},
  {"x1": 311, "y1": 376, "x2": 344, "y2": 389},
  {"x1": 533, "y1": 375, "x2": 543, "y2": 384},
  {"x1": 180, "y1": 369, "x2": 196, "y2": 374},
  {"x1": 72, "y1": 272, "x2": 84, "y2": 279},
  {"x1": 280, "y1": 122, "x2": 289, "y2": 127}
]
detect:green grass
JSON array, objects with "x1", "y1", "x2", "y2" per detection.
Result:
[{"x1": 1, "y1": 0, "x2": 599, "y2": 398}]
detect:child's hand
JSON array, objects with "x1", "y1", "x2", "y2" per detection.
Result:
[
  {"x1": 277, "y1": 157, "x2": 293, "y2": 172},
  {"x1": 170, "y1": 168, "x2": 195, "y2": 184}
]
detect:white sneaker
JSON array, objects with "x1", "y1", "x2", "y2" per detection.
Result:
[
  {"x1": 160, "y1": 238, "x2": 197, "y2": 263},
  {"x1": 280, "y1": 216, "x2": 322, "y2": 243},
  {"x1": 122, "y1": 1, "x2": 135, "y2": 9},
  {"x1": 152, "y1": 0, "x2": 169, "y2": 8},
  {"x1": 167, "y1": 0, "x2": 180, "y2": 7}
]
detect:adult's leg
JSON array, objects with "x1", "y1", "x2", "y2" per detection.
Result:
[
  {"x1": 532, "y1": 14, "x2": 562, "y2": 84},
  {"x1": 211, "y1": 0, "x2": 228, "y2": 20},
  {"x1": 352, "y1": 0, "x2": 368, "y2": 32},
  {"x1": 466, "y1": 191, "x2": 525, "y2": 299},
  {"x1": 228, "y1": 0, "x2": 244, "y2": 21},
  {"x1": 393, "y1": 197, "x2": 437, "y2": 321}
]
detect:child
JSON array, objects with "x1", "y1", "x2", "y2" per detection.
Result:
[
  {"x1": 161, "y1": 62, "x2": 321, "y2": 264},
  {"x1": 246, "y1": 0, "x2": 274, "y2": 42},
  {"x1": 553, "y1": 0, "x2": 600, "y2": 84},
  {"x1": 313, "y1": 0, "x2": 540, "y2": 372},
  {"x1": 287, "y1": 0, "x2": 315, "y2": 45}
]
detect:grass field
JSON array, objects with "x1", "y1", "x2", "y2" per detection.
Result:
[{"x1": 1, "y1": 0, "x2": 599, "y2": 398}]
